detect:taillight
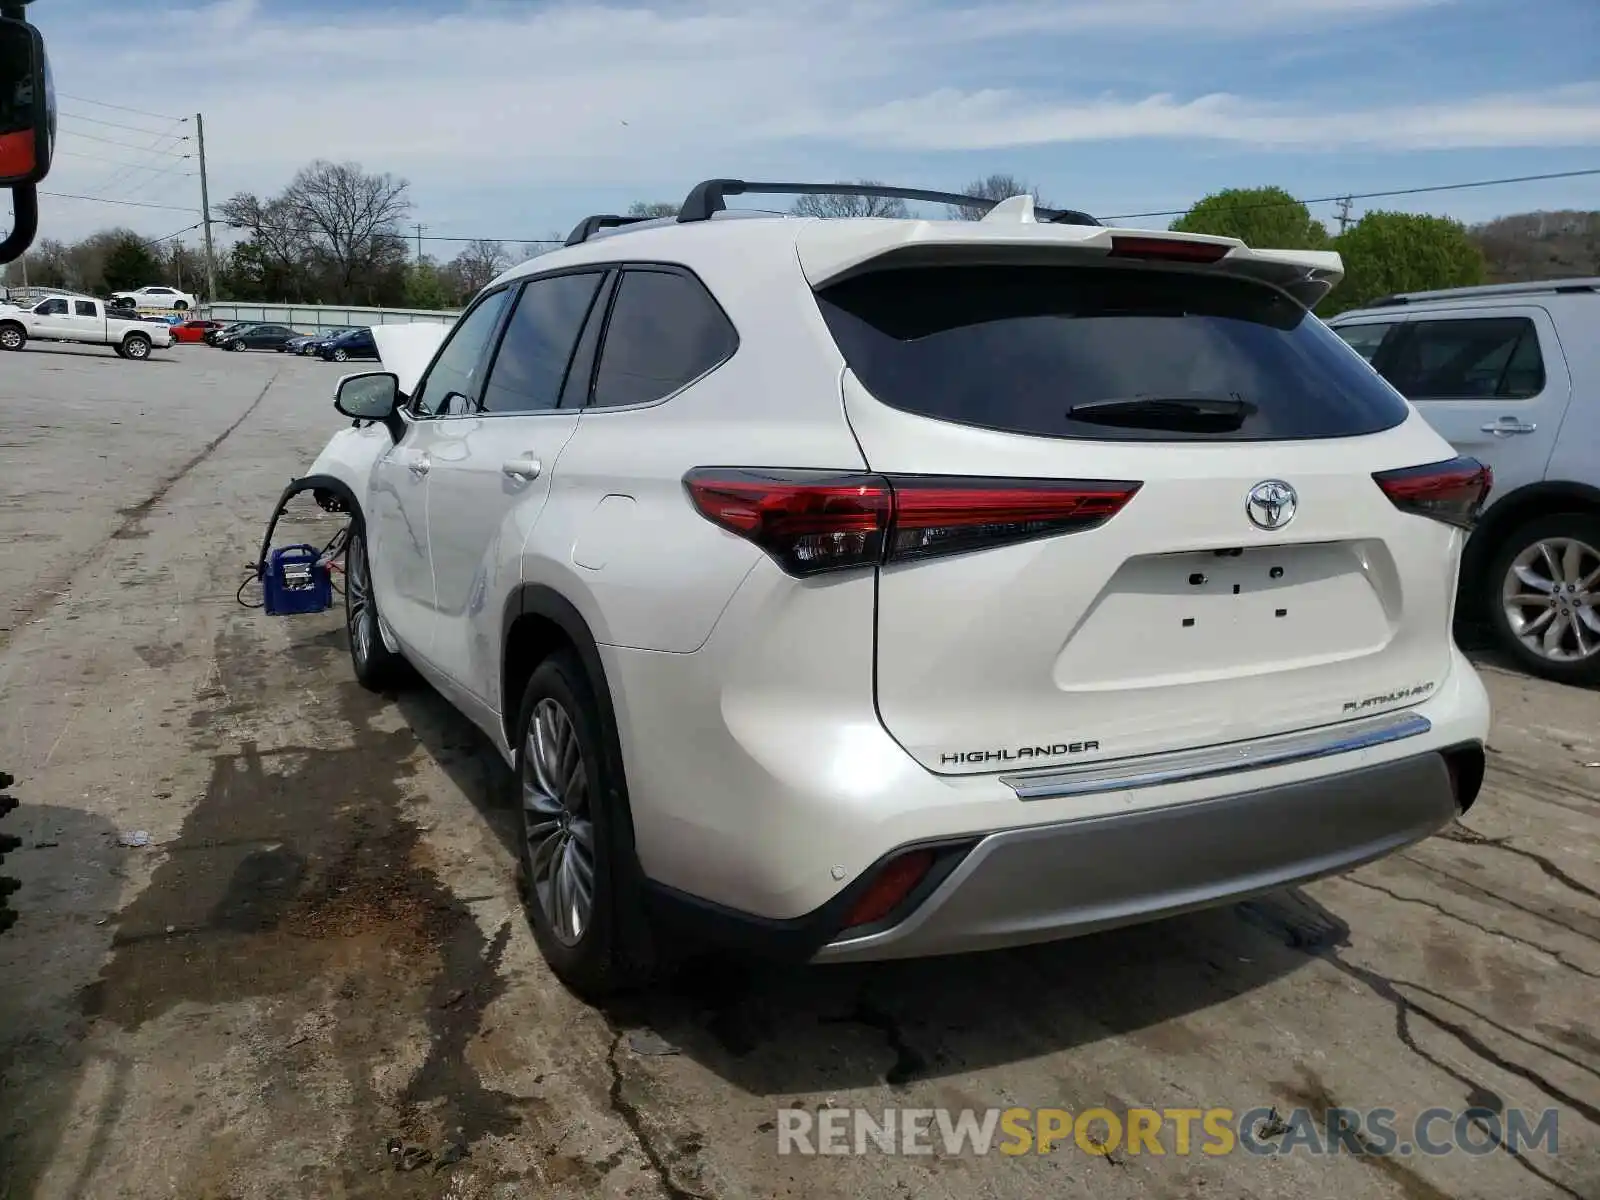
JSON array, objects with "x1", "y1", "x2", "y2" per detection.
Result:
[
  {"x1": 682, "y1": 470, "x2": 892, "y2": 576},
  {"x1": 684, "y1": 470, "x2": 1141, "y2": 577},
  {"x1": 1373, "y1": 456, "x2": 1492, "y2": 529},
  {"x1": 889, "y1": 476, "x2": 1142, "y2": 563},
  {"x1": 1107, "y1": 235, "x2": 1231, "y2": 264}
]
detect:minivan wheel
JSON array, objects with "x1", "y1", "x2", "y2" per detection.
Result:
[
  {"x1": 1486, "y1": 513, "x2": 1600, "y2": 686},
  {"x1": 344, "y1": 527, "x2": 409, "y2": 690},
  {"x1": 514, "y1": 650, "x2": 650, "y2": 998}
]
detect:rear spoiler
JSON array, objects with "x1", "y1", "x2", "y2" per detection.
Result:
[{"x1": 795, "y1": 218, "x2": 1345, "y2": 308}]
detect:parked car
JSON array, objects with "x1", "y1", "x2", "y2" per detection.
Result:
[
  {"x1": 205, "y1": 321, "x2": 256, "y2": 346},
  {"x1": 218, "y1": 323, "x2": 306, "y2": 352},
  {"x1": 0, "y1": 294, "x2": 172, "y2": 358},
  {"x1": 317, "y1": 326, "x2": 378, "y2": 362},
  {"x1": 285, "y1": 327, "x2": 351, "y2": 355},
  {"x1": 172, "y1": 318, "x2": 225, "y2": 344},
  {"x1": 109, "y1": 285, "x2": 196, "y2": 312},
  {"x1": 305, "y1": 180, "x2": 1491, "y2": 997},
  {"x1": 1328, "y1": 279, "x2": 1599, "y2": 685}
]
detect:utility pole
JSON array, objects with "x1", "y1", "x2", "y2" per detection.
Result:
[
  {"x1": 414, "y1": 223, "x2": 427, "y2": 263},
  {"x1": 1334, "y1": 196, "x2": 1354, "y2": 235},
  {"x1": 196, "y1": 113, "x2": 218, "y2": 305}
]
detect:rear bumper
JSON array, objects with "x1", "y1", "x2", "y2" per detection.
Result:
[{"x1": 811, "y1": 744, "x2": 1471, "y2": 963}]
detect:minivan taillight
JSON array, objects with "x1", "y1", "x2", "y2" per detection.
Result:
[
  {"x1": 1372, "y1": 457, "x2": 1492, "y2": 529},
  {"x1": 683, "y1": 469, "x2": 1141, "y2": 577}
]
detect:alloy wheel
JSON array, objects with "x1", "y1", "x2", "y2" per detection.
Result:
[
  {"x1": 1502, "y1": 536, "x2": 1600, "y2": 662},
  {"x1": 522, "y1": 698, "x2": 595, "y2": 947},
  {"x1": 0, "y1": 328, "x2": 21, "y2": 350},
  {"x1": 346, "y1": 536, "x2": 373, "y2": 667}
]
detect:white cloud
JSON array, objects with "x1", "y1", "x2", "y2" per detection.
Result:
[
  {"x1": 785, "y1": 84, "x2": 1600, "y2": 152},
  {"x1": 22, "y1": 0, "x2": 1596, "y2": 241}
]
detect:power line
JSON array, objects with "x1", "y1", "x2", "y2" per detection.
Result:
[
  {"x1": 144, "y1": 222, "x2": 204, "y2": 247},
  {"x1": 56, "y1": 91, "x2": 186, "y2": 123},
  {"x1": 56, "y1": 147, "x2": 194, "y2": 170},
  {"x1": 39, "y1": 190, "x2": 199, "y2": 213},
  {"x1": 60, "y1": 111, "x2": 189, "y2": 137},
  {"x1": 59, "y1": 127, "x2": 190, "y2": 157},
  {"x1": 1101, "y1": 167, "x2": 1600, "y2": 221}
]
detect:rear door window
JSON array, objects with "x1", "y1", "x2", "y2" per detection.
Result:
[
  {"x1": 74, "y1": 301, "x2": 97, "y2": 317},
  {"x1": 589, "y1": 268, "x2": 737, "y2": 408},
  {"x1": 815, "y1": 264, "x2": 1412, "y2": 442},
  {"x1": 1380, "y1": 317, "x2": 1545, "y2": 400}
]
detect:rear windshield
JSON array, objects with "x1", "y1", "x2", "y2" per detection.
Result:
[{"x1": 815, "y1": 264, "x2": 1410, "y2": 442}]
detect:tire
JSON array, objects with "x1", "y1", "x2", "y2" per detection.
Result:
[
  {"x1": 1484, "y1": 512, "x2": 1600, "y2": 686},
  {"x1": 173, "y1": 300, "x2": 188, "y2": 311},
  {"x1": 343, "y1": 525, "x2": 410, "y2": 691},
  {"x1": 514, "y1": 650, "x2": 651, "y2": 998},
  {"x1": 1, "y1": 772, "x2": 19, "y2": 935},
  {"x1": 229, "y1": 340, "x2": 245, "y2": 351},
  {"x1": 121, "y1": 333, "x2": 151, "y2": 360},
  {"x1": 332, "y1": 348, "x2": 348, "y2": 362},
  {"x1": 0, "y1": 323, "x2": 24, "y2": 351}
]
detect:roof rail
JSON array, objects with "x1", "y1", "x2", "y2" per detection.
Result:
[
  {"x1": 1367, "y1": 277, "x2": 1600, "y2": 306},
  {"x1": 675, "y1": 179, "x2": 1101, "y2": 227},
  {"x1": 563, "y1": 213, "x2": 658, "y2": 247}
]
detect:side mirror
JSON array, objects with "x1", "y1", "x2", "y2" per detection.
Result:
[
  {"x1": 0, "y1": 17, "x2": 55, "y2": 188},
  {"x1": 334, "y1": 371, "x2": 400, "y2": 421}
]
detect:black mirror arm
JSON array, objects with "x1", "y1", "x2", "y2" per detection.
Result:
[{"x1": 0, "y1": 184, "x2": 38, "y2": 266}]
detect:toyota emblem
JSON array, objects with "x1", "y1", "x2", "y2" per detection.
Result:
[{"x1": 1246, "y1": 480, "x2": 1298, "y2": 531}]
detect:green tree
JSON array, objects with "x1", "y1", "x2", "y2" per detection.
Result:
[
  {"x1": 102, "y1": 235, "x2": 162, "y2": 292},
  {"x1": 628, "y1": 201, "x2": 679, "y2": 218},
  {"x1": 1324, "y1": 210, "x2": 1486, "y2": 315},
  {"x1": 403, "y1": 260, "x2": 452, "y2": 309},
  {"x1": 1171, "y1": 186, "x2": 1329, "y2": 249}
]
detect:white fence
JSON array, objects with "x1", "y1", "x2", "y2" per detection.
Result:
[{"x1": 201, "y1": 301, "x2": 461, "y2": 335}]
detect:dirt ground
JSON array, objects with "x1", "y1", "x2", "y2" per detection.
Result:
[{"x1": 1, "y1": 342, "x2": 1596, "y2": 1200}]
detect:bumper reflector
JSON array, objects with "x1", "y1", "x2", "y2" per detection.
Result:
[{"x1": 842, "y1": 850, "x2": 936, "y2": 930}]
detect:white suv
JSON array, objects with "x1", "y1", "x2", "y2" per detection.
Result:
[
  {"x1": 1328, "y1": 280, "x2": 1600, "y2": 685},
  {"x1": 309, "y1": 180, "x2": 1492, "y2": 996}
]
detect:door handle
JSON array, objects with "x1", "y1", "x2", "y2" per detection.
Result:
[
  {"x1": 502, "y1": 457, "x2": 542, "y2": 481},
  {"x1": 1481, "y1": 418, "x2": 1537, "y2": 436}
]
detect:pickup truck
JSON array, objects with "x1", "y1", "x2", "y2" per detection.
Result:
[{"x1": 0, "y1": 295, "x2": 174, "y2": 359}]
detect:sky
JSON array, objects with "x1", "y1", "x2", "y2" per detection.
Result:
[{"x1": 11, "y1": 0, "x2": 1600, "y2": 256}]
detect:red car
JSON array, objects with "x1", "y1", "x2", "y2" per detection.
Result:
[{"x1": 171, "y1": 318, "x2": 224, "y2": 344}]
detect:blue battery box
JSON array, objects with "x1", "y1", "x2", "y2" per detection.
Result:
[{"x1": 261, "y1": 544, "x2": 333, "y2": 615}]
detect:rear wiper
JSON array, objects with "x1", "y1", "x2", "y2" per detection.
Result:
[{"x1": 1067, "y1": 394, "x2": 1256, "y2": 433}]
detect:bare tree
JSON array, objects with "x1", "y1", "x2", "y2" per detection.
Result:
[
  {"x1": 627, "y1": 201, "x2": 680, "y2": 219},
  {"x1": 946, "y1": 173, "x2": 1052, "y2": 220},
  {"x1": 449, "y1": 238, "x2": 510, "y2": 296},
  {"x1": 218, "y1": 191, "x2": 311, "y2": 284},
  {"x1": 791, "y1": 180, "x2": 910, "y2": 219},
  {"x1": 285, "y1": 160, "x2": 412, "y2": 297}
]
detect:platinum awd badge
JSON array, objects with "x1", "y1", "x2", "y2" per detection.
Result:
[{"x1": 1343, "y1": 681, "x2": 1435, "y2": 713}]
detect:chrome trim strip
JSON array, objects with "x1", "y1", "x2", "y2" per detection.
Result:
[{"x1": 1000, "y1": 710, "x2": 1433, "y2": 800}]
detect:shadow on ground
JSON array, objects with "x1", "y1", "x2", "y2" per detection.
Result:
[
  {"x1": 0, "y1": 800, "x2": 125, "y2": 1195},
  {"x1": 393, "y1": 667, "x2": 1331, "y2": 1096}
]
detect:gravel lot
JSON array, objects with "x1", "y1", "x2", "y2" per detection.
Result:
[{"x1": 1, "y1": 340, "x2": 1596, "y2": 1199}]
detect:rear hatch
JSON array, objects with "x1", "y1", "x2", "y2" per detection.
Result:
[{"x1": 802, "y1": 226, "x2": 1482, "y2": 775}]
